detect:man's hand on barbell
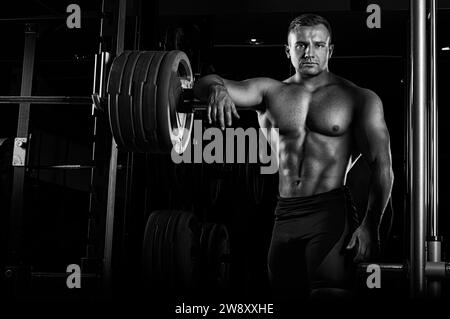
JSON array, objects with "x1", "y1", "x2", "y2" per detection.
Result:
[{"x1": 207, "y1": 84, "x2": 240, "y2": 130}]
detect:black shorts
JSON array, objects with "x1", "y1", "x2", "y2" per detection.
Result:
[{"x1": 267, "y1": 186, "x2": 359, "y2": 299}]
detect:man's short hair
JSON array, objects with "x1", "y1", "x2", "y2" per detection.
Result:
[{"x1": 287, "y1": 14, "x2": 333, "y2": 44}]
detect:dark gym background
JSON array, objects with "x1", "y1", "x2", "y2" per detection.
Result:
[{"x1": 1, "y1": 0, "x2": 449, "y2": 303}]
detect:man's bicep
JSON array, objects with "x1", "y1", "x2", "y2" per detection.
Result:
[
  {"x1": 355, "y1": 94, "x2": 392, "y2": 164},
  {"x1": 223, "y1": 78, "x2": 266, "y2": 108}
]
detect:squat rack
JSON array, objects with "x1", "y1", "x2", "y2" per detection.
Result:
[
  {"x1": 1, "y1": 0, "x2": 135, "y2": 299},
  {"x1": 357, "y1": 0, "x2": 449, "y2": 298}
]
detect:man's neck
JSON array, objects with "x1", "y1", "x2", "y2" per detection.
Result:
[{"x1": 293, "y1": 70, "x2": 332, "y2": 90}]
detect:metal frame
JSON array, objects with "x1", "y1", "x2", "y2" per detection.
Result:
[
  {"x1": 0, "y1": 12, "x2": 102, "y2": 23},
  {"x1": 335, "y1": 0, "x2": 450, "y2": 298},
  {"x1": 409, "y1": 0, "x2": 428, "y2": 298},
  {"x1": 428, "y1": 0, "x2": 439, "y2": 242},
  {"x1": 427, "y1": 0, "x2": 442, "y2": 298},
  {"x1": 102, "y1": 0, "x2": 128, "y2": 298},
  {"x1": 2, "y1": 0, "x2": 122, "y2": 300},
  {"x1": 5, "y1": 23, "x2": 37, "y2": 297}
]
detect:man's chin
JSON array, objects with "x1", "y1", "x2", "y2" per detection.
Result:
[{"x1": 300, "y1": 70, "x2": 320, "y2": 77}]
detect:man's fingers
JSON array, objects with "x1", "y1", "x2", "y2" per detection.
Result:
[
  {"x1": 225, "y1": 108, "x2": 232, "y2": 127},
  {"x1": 207, "y1": 88, "x2": 236, "y2": 129},
  {"x1": 361, "y1": 245, "x2": 368, "y2": 260},
  {"x1": 207, "y1": 93, "x2": 215, "y2": 124},
  {"x1": 211, "y1": 105, "x2": 218, "y2": 124},
  {"x1": 232, "y1": 104, "x2": 240, "y2": 119},
  {"x1": 353, "y1": 246, "x2": 365, "y2": 263},
  {"x1": 217, "y1": 104, "x2": 225, "y2": 130},
  {"x1": 207, "y1": 105, "x2": 212, "y2": 124},
  {"x1": 346, "y1": 234, "x2": 356, "y2": 249},
  {"x1": 354, "y1": 244, "x2": 368, "y2": 263}
]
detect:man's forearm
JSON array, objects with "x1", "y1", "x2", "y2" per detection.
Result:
[
  {"x1": 362, "y1": 159, "x2": 394, "y2": 230},
  {"x1": 193, "y1": 74, "x2": 225, "y2": 101}
]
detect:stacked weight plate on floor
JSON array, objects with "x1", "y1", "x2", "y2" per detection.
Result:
[
  {"x1": 142, "y1": 211, "x2": 232, "y2": 296},
  {"x1": 200, "y1": 222, "x2": 230, "y2": 291},
  {"x1": 107, "y1": 50, "x2": 194, "y2": 154},
  {"x1": 142, "y1": 210, "x2": 201, "y2": 295}
]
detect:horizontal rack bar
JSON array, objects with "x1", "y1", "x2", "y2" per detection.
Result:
[{"x1": 0, "y1": 96, "x2": 93, "y2": 105}]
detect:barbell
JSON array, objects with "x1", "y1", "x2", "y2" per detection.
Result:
[
  {"x1": 0, "y1": 50, "x2": 246, "y2": 155},
  {"x1": 107, "y1": 50, "x2": 216, "y2": 155}
]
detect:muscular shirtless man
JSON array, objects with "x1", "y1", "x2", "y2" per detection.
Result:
[{"x1": 194, "y1": 14, "x2": 394, "y2": 300}]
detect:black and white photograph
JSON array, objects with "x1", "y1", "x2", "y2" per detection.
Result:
[{"x1": 1, "y1": 0, "x2": 449, "y2": 316}]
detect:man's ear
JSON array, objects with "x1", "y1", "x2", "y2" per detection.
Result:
[
  {"x1": 285, "y1": 44, "x2": 290, "y2": 59},
  {"x1": 329, "y1": 44, "x2": 334, "y2": 58}
]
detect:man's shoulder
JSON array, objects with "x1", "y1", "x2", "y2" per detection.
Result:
[
  {"x1": 332, "y1": 75, "x2": 381, "y2": 104},
  {"x1": 246, "y1": 77, "x2": 283, "y2": 90},
  {"x1": 249, "y1": 77, "x2": 282, "y2": 85}
]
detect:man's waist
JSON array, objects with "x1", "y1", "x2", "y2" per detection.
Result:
[
  {"x1": 278, "y1": 176, "x2": 346, "y2": 198},
  {"x1": 275, "y1": 186, "x2": 351, "y2": 219}
]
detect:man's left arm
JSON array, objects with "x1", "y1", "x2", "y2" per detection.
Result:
[{"x1": 346, "y1": 89, "x2": 394, "y2": 262}]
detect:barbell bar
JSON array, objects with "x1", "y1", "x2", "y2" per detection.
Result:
[
  {"x1": 0, "y1": 92, "x2": 207, "y2": 110},
  {"x1": 0, "y1": 96, "x2": 93, "y2": 105}
]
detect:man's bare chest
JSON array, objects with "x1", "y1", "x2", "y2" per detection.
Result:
[{"x1": 265, "y1": 85, "x2": 356, "y2": 137}]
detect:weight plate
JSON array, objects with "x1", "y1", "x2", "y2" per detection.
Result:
[
  {"x1": 107, "y1": 51, "x2": 131, "y2": 148},
  {"x1": 156, "y1": 50, "x2": 194, "y2": 154},
  {"x1": 142, "y1": 210, "x2": 200, "y2": 293},
  {"x1": 174, "y1": 210, "x2": 201, "y2": 289},
  {"x1": 142, "y1": 210, "x2": 160, "y2": 286},
  {"x1": 143, "y1": 52, "x2": 167, "y2": 153},
  {"x1": 117, "y1": 51, "x2": 141, "y2": 150},
  {"x1": 132, "y1": 51, "x2": 157, "y2": 152},
  {"x1": 200, "y1": 222, "x2": 230, "y2": 290}
]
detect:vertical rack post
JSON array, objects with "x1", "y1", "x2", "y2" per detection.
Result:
[
  {"x1": 409, "y1": 0, "x2": 428, "y2": 298},
  {"x1": 5, "y1": 23, "x2": 37, "y2": 297},
  {"x1": 102, "y1": 0, "x2": 127, "y2": 299}
]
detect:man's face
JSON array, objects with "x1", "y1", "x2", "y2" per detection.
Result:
[{"x1": 285, "y1": 24, "x2": 334, "y2": 77}]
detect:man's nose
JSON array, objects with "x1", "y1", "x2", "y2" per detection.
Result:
[{"x1": 304, "y1": 45, "x2": 314, "y2": 57}]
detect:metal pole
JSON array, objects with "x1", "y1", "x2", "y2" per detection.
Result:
[
  {"x1": 5, "y1": 23, "x2": 37, "y2": 298},
  {"x1": 428, "y1": 0, "x2": 439, "y2": 242},
  {"x1": 103, "y1": 0, "x2": 127, "y2": 299},
  {"x1": 427, "y1": 0, "x2": 441, "y2": 298},
  {"x1": 410, "y1": 0, "x2": 428, "y2": 298},
  {"x1": 357, "y1": 263, "x2": 406, "y2": 274},
  {"x1": 83, "y1": 0, "x2": 114, "y2": 291},
  {"x1": 0, "y1": 96, "x2": 92, "y2": 104}
]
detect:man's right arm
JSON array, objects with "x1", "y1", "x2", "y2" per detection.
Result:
[{"x1": 193, "y1": 74, "x2": 269, "y2": 129}]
